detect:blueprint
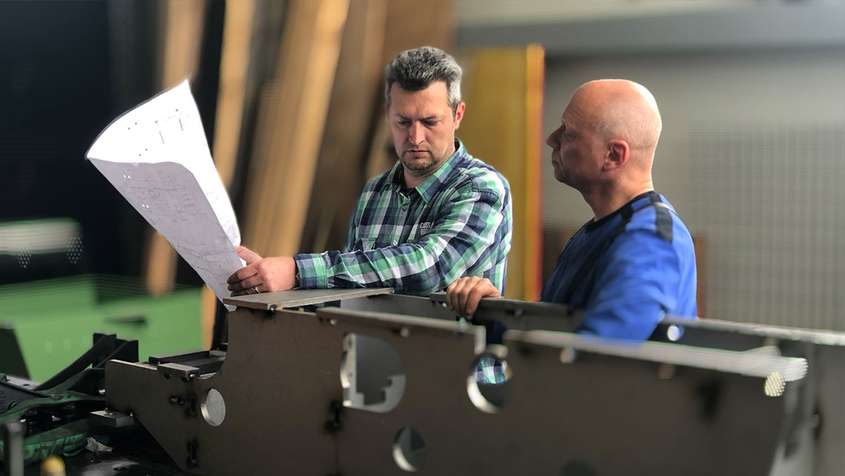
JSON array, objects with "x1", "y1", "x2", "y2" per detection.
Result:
[{"x1": 86, "y1": 80, "x2": 243, "y2": 303}]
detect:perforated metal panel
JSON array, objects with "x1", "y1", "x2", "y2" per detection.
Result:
[{"x1": 689, "y1": 124, "x2": 845, "y2": 330}]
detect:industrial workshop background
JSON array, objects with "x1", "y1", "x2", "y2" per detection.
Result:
[{"x1": 1, "y1": 0, "x2": 844, "y2": 380}]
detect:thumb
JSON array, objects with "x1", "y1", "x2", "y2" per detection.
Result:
[{"x1": 236, "y1": 245, "x2": 262, "y2": 264}]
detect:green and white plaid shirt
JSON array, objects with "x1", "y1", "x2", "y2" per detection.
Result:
[{"x1": 294, "y1": 140, "x2": 512, "y2": 295}]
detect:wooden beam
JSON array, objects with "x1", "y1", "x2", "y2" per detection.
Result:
[
  {"x1": 300, "y1": 0, "x2": 387, "y2": 252},
  {"x1": 200, "y1": 0, "x2": 256, "y2": 342},
  {"x1": 145, "y1": 0, "x2": 208, "y2": 296},
  {"x1": 458, "y1": 46, "x2": 545, "y2": 300},
  {"x1": 201, "y1": 285, "x2": 217, "y2": 348},
  {"x1": 159, "y1": 0, "x2": 207, "y2": 88},
  {"x1": 243, "y1": 0, "x2": 349, "y2": 256},
  {"x1": 213, "y1": 0, "x2": 255, "y2": 190}
]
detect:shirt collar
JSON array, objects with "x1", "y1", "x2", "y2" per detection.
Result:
[{"x1": 390, "y1": 139, "x2": 466, "y2": 203}]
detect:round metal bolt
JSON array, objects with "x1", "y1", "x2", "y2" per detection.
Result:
[
  {"x1": 201, "y1": 388, "x2": 226, "y2": 427},
  {"x1": 666, "y1": 324, "x2": 683, "y2": 342}
]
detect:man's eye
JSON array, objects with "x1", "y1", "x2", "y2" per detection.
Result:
[
  {"x1": 398, "y1": 120, "x2": 411, "y2": 127},
  {"x1": 423, "y1": 120, "x2": 438, "y2": 127}
]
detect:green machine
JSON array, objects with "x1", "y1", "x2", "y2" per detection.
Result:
[
  {"x1": 0, "y1": 274, "x2": 202, "y2": 471},
  {"x1": 0, "y1": 274, "x2": 202, "y2": 381}
]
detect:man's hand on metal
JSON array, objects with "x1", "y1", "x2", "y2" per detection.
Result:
[
  {"x1": 445, "y1": 276, "x2": 501, "y2": 317},
  {"x1": 227, "y1": 246, "x2": 296, "y2": 296}
]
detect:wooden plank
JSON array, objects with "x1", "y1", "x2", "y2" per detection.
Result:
[
  {"x1": 200, "y1": 0, "x2": 255, "y2": 340},
  {"x1": 159, "y1": 0, "x2": 207, "y2": 88},
  {"x1": 212, "y1": 0, "x2": 255, "y2": 190},
  {"x1": 300, "y1": 0, "x2": 387, "y2": 252},
  {"x1": 201, "y1": 285, "x2": 216, "y2": 348},
  {"x1": 458, "y1": 46, "x2": 545, "y2": 300},
  {"x1": 242, "y1": 0, "x2": 349, "y2": 256},
  {"x1": 522, "y1": 45, "x2": 545, "y2": 300},
  {"x1": 381, "y1": 0, "x2": 454, "y2": 60},
  {"x1": 145, "y1": 0, "x2": 208, "y2": 296}
]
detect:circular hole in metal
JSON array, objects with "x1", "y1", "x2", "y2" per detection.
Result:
[
  {"x1": 392, "y1": 426, "x2": 426, "y2": 472},
  {"x1": 340, "y1": 334, "x2": 405, "y2": 413},
  {"x1": 466, "y1": 352, "x2": 512, "y2": 414},
  {"x1": 201, "y1": 388, "x2": 226, "y2": 427}
]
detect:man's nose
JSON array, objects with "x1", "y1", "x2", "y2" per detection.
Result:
[
  {"x1": 546, "y1": 130, "x2": 558, "y2": 148},
  {"x1": 409, "y1": 122, "x2": 425, "y2": 145}
]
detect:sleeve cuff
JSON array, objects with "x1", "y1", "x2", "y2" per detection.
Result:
[{"x1": 294, "y1": 252, "x2": 331, "y2": 289}]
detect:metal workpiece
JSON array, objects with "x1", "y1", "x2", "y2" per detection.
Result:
[
  {"x1": 105, "y1": 295, "x2": 809, "y2": 476},
  {"x1": 515, "y1": 330, "x2": 808, "y2": 385},
  {"x1": 106, "y1": 307, "x2": 345, "y2": 475},
  {"x1": 105, "y1": 304, "x2": 486, "y2": 475},
  {"x1": 89, "y1": 409, "x2": 135, "y2": 428},
  {"x1": 342, "y1": 292, "x2": 582, "y2": 333},
  {"x1": 222, "y1": 287, "x2": 394, "y2": 311},
  {"x1": 332, "y1": 306, "x2": 804, "y2": 476},
  {"x1": 654, "y1": 316, "x2": 845, "y2": 476},
  {"x1": 657, "y1": 316, "x2": 845, "y2": 349}
]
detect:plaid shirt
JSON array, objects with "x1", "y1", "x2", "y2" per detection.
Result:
[{"x1": 295, "y1": 140, "x2": 512, "y2": 295}]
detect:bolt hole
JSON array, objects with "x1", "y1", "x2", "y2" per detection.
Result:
[{"x1": 392, "y1": 427, "x2": 426, "y2": 472}]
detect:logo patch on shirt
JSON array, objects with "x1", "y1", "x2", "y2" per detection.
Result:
[{"x1": 418, "y1": 222, "x2": 433, "y2": 233}]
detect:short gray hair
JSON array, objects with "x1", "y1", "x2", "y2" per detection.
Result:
[{"x1": 384, "y1": 46, "x2": 463, "y2": 112}]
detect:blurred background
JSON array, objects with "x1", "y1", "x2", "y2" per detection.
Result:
[{"x1": 0, "y1": 0, "x2": 843, "y2": 380}]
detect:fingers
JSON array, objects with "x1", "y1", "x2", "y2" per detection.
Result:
[
  {"x1": 227, "y1": 256, "x2": 297, "y2": 295},
  {"x1": 446, "y1": 276, "x2": 498, "y2": 317},
  {"x1": 465, "y1": 280, "x2": 500, "y2": 316},
  {"x1": 227, "y1": 263, "x2": 258, "y2": 285},
  {"x1": 236, "y1": 245, "x2": 262, "y2": 264},
  {"x1": 446, "y1": 276, "x2": 471, "y2": 316},
  {"x1": 456, "y1": 277, "x2": 479, "y2": 315},
  {"x1": 446, "y1": 277, "x2": 470, "y2": 315},
  {"x1": 228, "y1": 274, "x2": 262, "y2": 293}
]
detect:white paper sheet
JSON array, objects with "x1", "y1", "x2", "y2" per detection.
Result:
[{"x1": 86, "y1": 80, "x2": 243, "y2": 304}]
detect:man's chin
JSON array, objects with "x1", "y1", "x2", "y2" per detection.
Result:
[
  {"x1": 401, "y1": 158, "x2": 435, "y2": 173},
  {"x1": 554, "y1": 170, "x2": 569, "y2": 184}
]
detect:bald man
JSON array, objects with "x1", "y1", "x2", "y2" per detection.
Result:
[{"x1": 447, "y1": 79, "x2": 697, "y2": 340}]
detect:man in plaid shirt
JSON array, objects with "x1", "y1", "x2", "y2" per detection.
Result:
[{"x1": 228, "y1": 46, "x2": 512, "y2": 297}]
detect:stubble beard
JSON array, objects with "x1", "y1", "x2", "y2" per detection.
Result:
[{"x1": 401, "y1": 150, "x2": 439, "y2": 177}]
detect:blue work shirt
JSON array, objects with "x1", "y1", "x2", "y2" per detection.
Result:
[{"x1": 542, "y1": 191, "x2": 697, "y2": 340}]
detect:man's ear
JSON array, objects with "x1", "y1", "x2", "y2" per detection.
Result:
[
  {"x1": 453, "y1": 101, "x2": 466, "y2": 129},
  {"x1": 603, "y1": 139, "x2": 630, "y2": 171}
]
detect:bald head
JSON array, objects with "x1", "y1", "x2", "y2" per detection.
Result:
[
  {"x1": 547, "y1": 79, "x2": 662, "y2": 217},
  {"x1": 569, "y1": 79, "x2": 662, "y2": 156}
]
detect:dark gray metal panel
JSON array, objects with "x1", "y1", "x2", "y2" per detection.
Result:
[
  {"x1": 661, "y1": 316, "x2": 845, "y2": 347},
  {"x1": 107, "y1": 308, "x2": 346, "y2": 475},
  {"x1": 107, "y1": 303, "x2": 807, "y2": 475},
  {"x1": 342, "y1": 292, "x2": 582, "y2": 332},
  {"x1": 655, "y1": 317, "x2": 845, "y2": 476},
  {"x1": 457, "y1": 4, "x2": 845, "y2": 56},
  {"x1": 330, "y1": 308, "x2": 797, "y2": 476},
  {"x1": 222, "y1": 287, "x2": 393, "y2": 310},
  {"x1": 813, "y1": 346, "x2": 845, "y2": 476}
]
